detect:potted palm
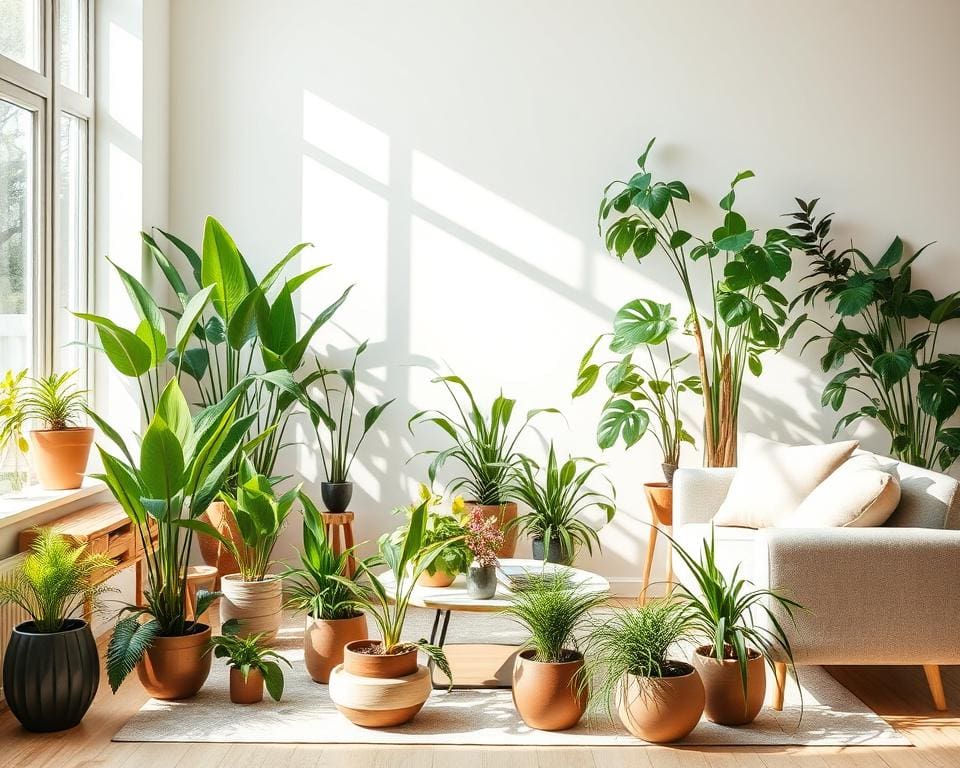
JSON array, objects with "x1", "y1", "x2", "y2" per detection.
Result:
[
  {"x1": 328, "y1": 498, "x2": 453, "y2": 727},
  {"x1": 96, "y1": 379, "x2": 253, "y2": 700},
  {"x1": 208, "y1": 622, "x2": 291, "y2": 704},
  {"x1": 283, "y1": 493, "x2": 368, "y2": 683},
  {"x1": 0, "y1": 528, "x2": 113, "y2": 732},
  {"x1": 409, "y1": 373, "x2": 559, "y2": 556},
  {"x1": 584, "y1": 600, "x2": 704, "y2": 743},
  {"x1": 464, "y1": 503, "x2": 504, "y2": 599},
  {"x1": 503, "y1": 573, "x2": 605, "y2": 731},
  {"x1": 505, "y1": 444, "x2": 616, "y2": 565},
  {"x1": 388, "y1": 486, "x2": 471, "y2": 587}
]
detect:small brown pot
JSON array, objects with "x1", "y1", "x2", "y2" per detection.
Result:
[
  {"x1": 692, "y1": 645, "x2": 766, "y2": 726},
  {"x1": 197, "y1": 500, "x2": 242, "y2": 578},
  {"x1": 343, "y1": 640, "x2": 418, "y2": 678},
  {"x1": 30, "y1": 427, "x2": 93, "y2": 490},
  {"x1": 617, "y1": 662, "x2": 704, "y2": 743},
  {"x1": 219, "y1": 574, "x2": 283, "y2": 641},
  {"x1": 465, "y1": 501, "x2": 518, "y2": 558},
  {"x1": 229, "y1": 667, "x2": 264, "y2": 704},
  {"x1": 417, "y1": 569, "x2": 456, "y2": 588},
  {"x1": 136, "y1": 625, "x2": 212, "y2": 700},
  {"x1": 512, "y1": 649, "x2": 587, "y2": 731},
  {"x1": 643, "y1": 482, "x2": 673, "y2": 526},
  {"x1": 304, "y1": 613, "x2": 368, "y2": 683}
]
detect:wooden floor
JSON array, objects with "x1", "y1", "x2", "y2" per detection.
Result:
[{"x1": 2, "y1": 639, "x2": 959, "y2": 767}]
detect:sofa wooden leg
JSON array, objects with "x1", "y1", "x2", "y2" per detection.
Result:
[
  {"x1": 923, "y1": 664, "x2": 948, "y2": 711},
  {"x1": 772, "y1": 661, "x2": 787, "y2": 711}
]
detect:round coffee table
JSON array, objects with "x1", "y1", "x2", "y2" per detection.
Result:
[{"x1": 378, "y1": 558, "x2": 610, "y2": 688}]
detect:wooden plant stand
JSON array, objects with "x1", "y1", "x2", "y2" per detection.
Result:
[{"x1": 321, "y1": 511, "x2": 356, "y2": 577}]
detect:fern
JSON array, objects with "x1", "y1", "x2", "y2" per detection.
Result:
[{"x1": 107, "y1": 614, "x2": 159, "y2": 693}]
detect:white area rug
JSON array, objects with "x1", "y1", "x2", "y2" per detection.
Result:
[{"x1": 113, "y1": 609, "x2": 909, "y2": 747}]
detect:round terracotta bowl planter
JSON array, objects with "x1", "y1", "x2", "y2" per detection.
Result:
[
  {"x1": 465, "y1": 501, "x2": 518, "y2": 558},
  {"x1": 643, "y1": 482, "x2": 673, "y2": 526},
  {"x1": 512, "y1": 649, "x2": 587, "y2": 731},
  {"x1": 616, "y1": 662, "x2": 704, "y2": 743},
  {"x1": 30, "y1": 427, "x2": 94, "y2": 490},
  {"x1": 691, "y1": 645, "x2": 766, "y2": 726},
  {"x1": 197, "y1": 500, "x2": 242, "y2": 578},
  {"x1": 219, "y1": 574, "x2": 283, "y2": 641},
  {"x1": 417, "y1": 569, "x2": 456, "y2": 588},
  {"x1": 304, "y1": 612, "x2": 368, "y2": 684},
  {"x1": 230, "y1": 667, "x2": 264, "y2": 704},
  {"x1": 136, "y1": 625, "x2": 212, "y2": 700},
  {"x1": 329, "y1": 640, "x2": 432, "y2": 727}
]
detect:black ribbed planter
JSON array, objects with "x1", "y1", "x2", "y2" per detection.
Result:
[
  {"x1": 321, "y1": 481, "x2": 353, "y2": 513},
  {"x1": 3, "y1": 619, "x2": 99, "y2": 732}
]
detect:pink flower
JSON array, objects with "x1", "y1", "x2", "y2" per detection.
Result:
[{"x1": 465, "y1": 507, "x2": 503, "y2": 567}]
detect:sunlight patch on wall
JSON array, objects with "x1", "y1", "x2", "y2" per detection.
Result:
[
  {"x1": 303, "y1": 91, "x2": 390, "y2": 185},
  {"x1": 107, "y1": 22, "x2": 143, "y2": 139}
]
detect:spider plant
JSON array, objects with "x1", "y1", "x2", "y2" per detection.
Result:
[
  {"x1": 18, "y1": 370, "x2": 87, "y2": 430},
  {"x1": 208, "y1": 622, "x2": 291, "y2": 701},
  {"x1": 0, "y1": 528, "x2": 115, "y2": 633}
]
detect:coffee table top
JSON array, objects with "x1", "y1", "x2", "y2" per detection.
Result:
[{"x1": 377, "y1": 558, "x2": 610, "y2": 612}]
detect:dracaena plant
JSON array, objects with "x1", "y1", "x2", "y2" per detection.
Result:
[
  {"x1": 574, "y1": 300, "x2": 700, "y2": 483},
  {"x1": 409, "y1": 373, "x2": 559, "y2": 505},
  {"x1": 785, "y1": 198, "x2": 960, "y2": 470},
  {"x1": 599, "y1": 139, "x2": 801, "y2": 466},
  {"x1": 95, "y1": 378, "x2": 253, "y2": 692}
]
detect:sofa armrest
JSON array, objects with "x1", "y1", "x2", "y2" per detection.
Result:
[
  {"x1": 756, "y1": 527, "x2": 960, "y2": 664},
  {"x1": 673, "y1": 467, "x2": 736, "y2": 527}
]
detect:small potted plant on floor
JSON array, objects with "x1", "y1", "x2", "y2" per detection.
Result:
[
  {"x1": 584, "y1": 599, "x2": 704, "y2": 742},
  {"x1": 328, "y1": 498, "x2": 453, "y2": 727},
  {"x1": 409, "y1": 372, "x2": 559, "y2": 557},
  {"x1": 303, "y1": 342, "x2": 394, "y2": 513},
  {"x1": 671, "y1": 526, "x2": 801, "y2": 725},
  {"x1": 388, "y1": 485, "x2": 471, "y2": 587},
  {"x1": 0, "y1": 528, "x2": 114, "y2": 732},
  {"x1": 208, "y1": 622, "x2": 291, "y2": 704},
  {"x1": 505, "y1": 443, "x2": 616, "y2": 565},
  {"x1": 283, "y1": 492, "x2": 368, "y2": 683},
  {"x1": 464, "y1": 503, "x2": 504, "y2": 599},
  {"x1": 503, "y1": 573, "x2": 606, "y2": 731}
]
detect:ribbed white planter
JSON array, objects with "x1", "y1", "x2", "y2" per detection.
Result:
[
  {"x1": 328, "y1": 665, "x2": 432, "y2": 727},
  {"x1": 219, "y1": 574, "x2": 282, "y2": 640}
]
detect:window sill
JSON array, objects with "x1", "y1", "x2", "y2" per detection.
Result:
[{"x1": 0, "y1": 480, "x2": 108, "y2": 531}]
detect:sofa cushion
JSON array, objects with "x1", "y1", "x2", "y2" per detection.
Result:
[
  {"x1": 673, "y1": 523, "x2": 762, "y2": 591},
  {"x1": 778, "y1": 453, "x2": 901, "y2": 528},
  {"x1": 711, "y1": 433, "x2": 859, "y2": 529}
]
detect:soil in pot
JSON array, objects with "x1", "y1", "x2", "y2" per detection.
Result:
[
  {"x1": 2, "y1": 619, "x2": 99, "y2": 732},
  {"x1": 531, "y1": 535, "x2": 573, "y2": 565},
  {"x1": 512, "y1": 649, "x2": 587, "y2": 731},
  {"x1": 136, "y1": 624, "x2": 212, "y2": 700},
  {"x1": 30, "y1": 427, "x2": 94, "y2": 490},
  {"x1": 617, "y1": 661, "x2": 704, "y2": 743},
  {"x1": 343, "y1": 639, "x2": 419, "y2": 678},
  {"x1": 219, "y1": 574, "x2": 283, "y2": 640},
  {"x1": 304, "y1": 612, "x2": 368, "y2": 684},
  {"x1": 230, "y1": 667, "x2": 264, "y2": 704},
  {"x1": 643, "y1": 482, "x2": 673, "y2": 526},
  {"x1": 691, "y1": 644, "x2": 766, "y2": 726},
  {"x1": 321, "y1": 481, "x2": 353, "y2": 513},
  {"x1": 465, "y1": 501, "x2": 518, "y2": 558},
  {"x1": 417, "y1": 568, "x2": 456, "y2": 588},
  {"x1": 197, "y1": 500, "x2": 242, "y2": 578}
]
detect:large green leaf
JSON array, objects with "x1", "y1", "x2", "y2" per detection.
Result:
[
  {"x1": 876, "y1": 236, "x2": 903, "y2": 270},
  {"x1": 139, "y1": 417, "x2": 186, "y2": 499},
  {"x1": 716, "y1": 292, "x2": 755, "y2": 327},
  {"x1": 155, "y1": 379, "x2": 194, "y2": 446},
  {"x1": 918, "y1": 369, "x2": 960, "y2": 421},
  {"x1": 106, "y1": 615, "x2": 158, "y2": 692},
  {"x1": 610, "y1": 300, "x2": 675, "y2": 352},
  {"x1": 821, "y1": 368, "x2": 860, "y2": 411},
  {"x1": 142, "y1": 232, "x2": 189, "y2": 304},
  {"x1": 835, "y1": 273, "x2": 875, "y2": 316},
  {"x1": 74, "y1": 313, "x2": 152, "y2": 377},
  {"x1": 201, "y1": 216, "x2": 250, "y2": 321},
  {"x1": 174, "y1": 285, "x2": 214, "y2": 358},
  {"x1": 108, "y1": 258, "x2": 167, "y2": 363},
  {"x1": 227, "y1": 286, "x2": 266, "y2": 351},
  {"x1": 871, "y1": 349, "x2": 913, "y2": 387},
  {"x1": 597, "y1": 399, "x2": 649, "y2": 449}
]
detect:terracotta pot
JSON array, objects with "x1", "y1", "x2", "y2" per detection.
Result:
[
  {"x1": 30, "y1": 427, "x2": 93, "y2": 490},
  {"x1": 691, "y1": 645, "x2": 766, "y2": 725},
  {"x1": 343, "y1": 640, "x2": 418, "y2": 678},
  {"x1": 229, "y1": 667, "x2": 264, "y2": 704},
  {"x1": 465, "y1": 501, "x2": 518, "y2": 558},
  {"x1": 304, "y1": 613, "x2": 368, "y2": 684},
  {"x1": 417, "y1": 569, "x2": 456, "y2": 588},
  {"x1": 197, "y1": 500, "x2": 242, "y2": 578},
  {"x1": 617, "y1": 662, "x2": 704, "y2": 743},
  {"x1": 643, "y1": 482, "x2": 673, "y2": 526},
  {"x1": 219, "y1": 574, "x2": 283, "y2": 640},
  {"x1": 512, "y1": 649, "x2": 587, "y2": 731},
  {"x1": 136, "y1": 625, "x2": 212, "y2": 700}
]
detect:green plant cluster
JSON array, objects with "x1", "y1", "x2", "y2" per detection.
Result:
[{"x1": 208, "y1": 621, "x2": 291, "y2": 702}]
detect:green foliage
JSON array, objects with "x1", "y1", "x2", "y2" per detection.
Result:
[
  {"x1": 409, "y1": 373, "x2": 559, "y2": 505},
  {"x1": 505, "y1": 444, "x2": 615, "y2": 565},
  {"x1": 388, "y1": 487, "x2": 471, "y2": 577},
  {"x1": 16, "y1": 370, "x2": 87, "y2": 431},
  {"x1": 787, "y1": 198, "x2": 960, "y2": 470},
  {"x1": 0, "y1": 528, "x2": 115, "y2": 633},
  {"x1": 0, "y1": 369, "x2": 28, "y2": 457},
  {"x1": 208, "y1": 622, "x2": 291, "y2": 702}
]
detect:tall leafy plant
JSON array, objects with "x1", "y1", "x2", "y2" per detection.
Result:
[
  {"x1": 786, "y1": 198, "x2": 960, "y2": 470},
  {"x1": 598, "y1": 139, "x2": 800, "y2": 466}
]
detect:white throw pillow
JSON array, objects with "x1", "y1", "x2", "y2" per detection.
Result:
[
  {"x1": 778, "y1": 453, "x2": 901, "y2": 528},
  {"x1": 711, "y1": 434, "x2": 859, "y2": 529}
]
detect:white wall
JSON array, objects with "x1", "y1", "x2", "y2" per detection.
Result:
[{"x1": 164, "y1": 0, "x2": 960, "y2": 592}]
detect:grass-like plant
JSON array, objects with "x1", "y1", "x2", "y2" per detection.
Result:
[
  {"x1": 0, "y1": 528, "x2": 115, "y2": 633},
  {"x1": 208, "y1": 621, "x2": 291, "y2": 701},
  {"x1": 387, "y1": 486, "x2": 471, "y2": 577},
  {"x1": 283, "y1": 492, "x2": 366, "y2": 620},
  {"x1": 502, "y1": 573, "x2": 606, "y2": 664}
]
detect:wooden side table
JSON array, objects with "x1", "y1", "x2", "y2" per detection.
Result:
[{"x1": 321, "y1": 511, "x2": 356, "y2": 577}]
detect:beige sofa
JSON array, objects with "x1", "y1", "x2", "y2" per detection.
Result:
[{"x1": 672, "y1": 451, "x2": 960, "y2": 711}]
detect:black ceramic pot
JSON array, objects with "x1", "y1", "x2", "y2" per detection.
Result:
[
  {"x1": 531, "y1": 536, "x2": 573, "y2": 565},
  {"x1": 3, "y1": 619, "x2": 99, "y2": 732},
  {"x1": 321, "y1": 481, "x2": 353, "y2": 513}
]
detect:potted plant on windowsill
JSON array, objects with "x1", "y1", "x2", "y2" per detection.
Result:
[
  {"x1": 208, "y1": 622, "x2": 291, "y2": 704},
  {"x1": 464, "y1": 502, "x2": 504, "y2": 599},
  {"x1": 503, "y1": 573, "x2": 605, "y2": 731},
  {"x1": 409, "y1": 373, "x2": 559, "y2": 557},
  {"x1": 505, "y1": 443, "x2": 616, "y2": 566},
  {"x1": 328, "y1": 498, "x2": 453, "y2": 727},
  {"x1": 283, "y1": 493, "x2": 368, "y2": 683},
  {"x1": 0, "y1": 369, "x2": 30, "y2": 492},
  {"x1": 584, "y1": 599, "x2": 704, "y2": 743},
  {"x1": 0, "y1": 528, "x2": 114, "y2": 732}
]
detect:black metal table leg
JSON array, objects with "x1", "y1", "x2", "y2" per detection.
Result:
[{"x1": 428, "y1": 609, "x2": 442, "y2": 645}]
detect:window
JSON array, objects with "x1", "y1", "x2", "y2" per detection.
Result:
[{"x1": 0, "y1": 0, "x2": 93, "y2": 378}]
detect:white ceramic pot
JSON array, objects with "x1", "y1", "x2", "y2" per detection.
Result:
[
  {"x1": 219, "y1": 574, "x2": 282, "y2": 640},
  {"x1": 328, "y1": 663, "x2": 432, "y2": 727}
]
